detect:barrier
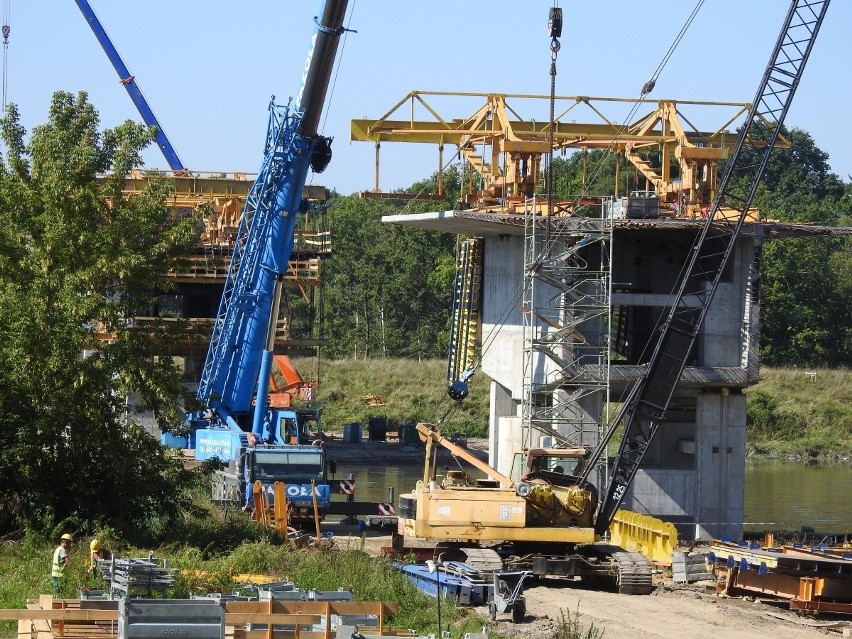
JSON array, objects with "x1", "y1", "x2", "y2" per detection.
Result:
[
  {"x1": 342, "y1": 423, "x2": 362, "y2": 443},
  {"x1": 608, "y1": 510, "x2": 678, "y2": 565}
]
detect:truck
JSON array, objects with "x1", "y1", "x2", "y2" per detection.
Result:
[
  {"x1": 178, "y1": 0, "x2": 350, "y2": 522},
  {"x1": 400, "y1": 0, "x2": 828, "y2": 593}
]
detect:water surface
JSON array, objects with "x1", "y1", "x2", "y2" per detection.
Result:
[{"x1": 334, "y1": 459, "x2": 852, "y2": 533}]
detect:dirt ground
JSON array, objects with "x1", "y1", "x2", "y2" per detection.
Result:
[{"x1": 334, "y1": 530, "x2": 852, "y2": 639}]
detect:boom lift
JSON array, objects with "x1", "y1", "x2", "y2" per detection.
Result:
[
  {"x1": 74, "y1": 0, "x2": 186, "y2": 173},
  {"x1": 398, "y1": 0, "x2": 829, "y2": 591},
  {"x1": 182, "y1": 0, "x2": 349, "y2": 521}
]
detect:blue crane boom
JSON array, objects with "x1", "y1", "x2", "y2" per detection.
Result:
[
  {"x1": 177, "y1": 0, "x2": 349, "y2": 518},
  {"x1": 74, "y1": 0, "x2": 185, "y2": 172},
  {"x1": 197, "y1": 0, "x2": 347, "y2": 436}
]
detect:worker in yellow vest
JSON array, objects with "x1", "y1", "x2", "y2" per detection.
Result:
[{"x1": 51, "y1": 533, "x2": 72, "y2": 596}]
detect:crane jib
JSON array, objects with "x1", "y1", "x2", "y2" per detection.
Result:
[
  {"x1": 196, "y1": 0, "x2": 349, "y2": 419},
  {"x1": 589, "y1": 0, "x2": 830, "y2": 536}
]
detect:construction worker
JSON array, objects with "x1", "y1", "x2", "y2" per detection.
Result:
[
  {"x1": 51, "y1": 533, "x2": 72, "y2": 596},
  {"x1": 89, "y1": 539, "x2": 111, "y2": 572}
]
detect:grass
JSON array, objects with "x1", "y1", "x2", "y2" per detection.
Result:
[
  {"x1": 304, "y1": 359, "x2": 851, "y2": 457},
  {"x1": 0, "y1": 532, "x2": 486, "y2": 638},
  {"x1": 744, "y1": 367, "x2": 852, "y2": 459},
  {"x1": 552, "y1": 608, "x2": 605, "y2": 639},
  {"x1": 0, "y1": 524, "x2": 600, "y2": 639},
  {"x1": 297, "y1": 357, "x2": 491, "y2": 437}
]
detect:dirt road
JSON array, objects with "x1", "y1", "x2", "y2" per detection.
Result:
[
  {"x1": 487, "y1": 580, "x2": 843, "y2": 639},
  {"x1": 339, "y1": 530, "x2": 849, "y2": 639}
]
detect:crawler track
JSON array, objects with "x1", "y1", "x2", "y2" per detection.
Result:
[{"x1": 612, "y1": 551, "x2": 654, "y2": 595}]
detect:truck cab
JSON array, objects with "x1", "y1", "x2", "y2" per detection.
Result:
[{"x1": 195, "y1": 408, "x2": 331, "y2": 521}]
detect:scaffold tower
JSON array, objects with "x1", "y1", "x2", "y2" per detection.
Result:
[{"x1": 522, "y1": 197, "x2": 613, "y2": 452}]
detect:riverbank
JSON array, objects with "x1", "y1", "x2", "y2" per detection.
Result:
[{"x1": 324, "y1": 434, "x2": 488, "y2": 464}]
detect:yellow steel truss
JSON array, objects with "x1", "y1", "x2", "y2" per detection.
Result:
[{"x1": 351, "y1": 91, "x2": 789, "y2": 217}]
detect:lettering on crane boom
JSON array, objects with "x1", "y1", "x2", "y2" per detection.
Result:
[{"x1": 296, "y1": 32, "x2": 318, "y2": 111}]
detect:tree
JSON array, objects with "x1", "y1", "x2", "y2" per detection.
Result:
[
  {"x1": 754, "y1": 128, "x2": 852, "y2": 366},
  {"x1": 0, "y1": 91, "x2": 202, "y2": 538},
  {"x1": 322, "y1": 191, "x2": 457, "y2": 360}
]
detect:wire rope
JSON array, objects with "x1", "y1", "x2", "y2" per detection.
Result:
[{"x1": 2, "y1": 0, "x2": 10, "y2": 111}]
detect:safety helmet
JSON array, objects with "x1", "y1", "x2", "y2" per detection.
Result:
[
  {"x1": 90, "y1": 539, "x2": 101, "y2": 552},
  {"x1": 60, "y1": 533, "x2": 73, "y2": 542}
]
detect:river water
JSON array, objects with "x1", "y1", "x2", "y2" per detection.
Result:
[
  {"x1": 332, "y1": 460, "x2": 852, "y2": 534},
  {"x1": 743, "y1": 461, "x2": 852, "y2": 532}
]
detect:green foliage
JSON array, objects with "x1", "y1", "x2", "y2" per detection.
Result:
[
  {"x1": 0, "y1": 91, "x2": 202, "y2": 538},
  {"x1": 322, "y1": 194, "x2": 459, "y2": 360},
  {"x1": 745, "y1": 368, "x2": 852, "y2": 458},
  {"x1": 548, "y1": 608, "x2": 604, "y2": 639},
  {"x1": 753, "y1": 128, "x2": 852, "y2": 367},
  {"x1": 302, "y1": 358, "x2": 490, "y2": 437},
  {"x1": 0, "y1": 534, "x2": 479, "y2": 639},
  {"x1": 745, "y1": 390, "x2": 806, "y2": 440}
]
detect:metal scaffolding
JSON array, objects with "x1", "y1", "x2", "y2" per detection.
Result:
[{"x1": 521, "y1": 197, "x2": 614, "y2": 452}]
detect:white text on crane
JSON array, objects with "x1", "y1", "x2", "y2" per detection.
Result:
[{"x1": 296, "y1": 32, "x2": 318, "y2": 112}]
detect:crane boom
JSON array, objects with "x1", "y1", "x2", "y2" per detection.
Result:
[
  {"x1": 197, "y1": 0, "x2": 347, "y2": 436},
  {"x1": 584, "y1": 0, "x2": 830, "y2": 535},
  {"x1": 74, "y1": 0, "x2": 185, "y2": 172},
  {"x1": 173, "y1": 1, "x2": 348, "y2": 520}
]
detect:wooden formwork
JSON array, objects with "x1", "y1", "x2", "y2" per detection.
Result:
[{"x1": 4, "y1": 596, "x2": 402, "y2": 639}]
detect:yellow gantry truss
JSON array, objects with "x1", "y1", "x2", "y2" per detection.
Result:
[{"x1": 351, "y1": 91, "x2": 789, "y2": 216}]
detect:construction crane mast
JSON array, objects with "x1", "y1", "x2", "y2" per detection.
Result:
[
  {"x1": 583, "y1": 0, "x2": 831, "y2": 535},
  {"x1": 75, "y1": 0, "x2": 185, "y2": 173}
]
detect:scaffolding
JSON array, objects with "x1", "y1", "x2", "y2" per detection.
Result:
[{"x1": 521, "y1": 196, "x2": 613, "y2": 453}]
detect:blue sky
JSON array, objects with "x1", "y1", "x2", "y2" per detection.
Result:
[{"x1": 6, "y1": 1, "x2": 850, "y2": 196}]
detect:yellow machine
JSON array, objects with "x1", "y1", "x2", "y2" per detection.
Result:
[{"x1": 398, "y1": 423, "x2": 653, "y2": 594}]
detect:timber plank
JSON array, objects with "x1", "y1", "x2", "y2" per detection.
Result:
[{"x1": 224, "y1": 614, "x2": 321, "y2": 625}]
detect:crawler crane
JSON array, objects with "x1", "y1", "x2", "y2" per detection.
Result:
[{"x1": 398, "y1": 0, "x2": 830, "y2": 592}]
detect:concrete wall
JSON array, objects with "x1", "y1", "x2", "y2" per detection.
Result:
[
  {"x1": 698, "y1": 237, "x2": 752, "y2": 367},
  {"x1": 480, "y1": 235, "x2": 525, "y2": 397},
  {"x1": 695, "y1": 391, "x2": 746, "y2": 540},
  {"x1": 622, "y1": 391, "x2": 746, "y2": 540},
  {"x1": 477, "y1": 226, "x2": 755, "y2": 540}
]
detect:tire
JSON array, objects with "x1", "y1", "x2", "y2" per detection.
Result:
[
  {"x1": 489, "y1": 602, "x2": 497, "y2": 621},
  {"x1": 511, "y1": 599, "x2": 525, "y2": 624}
]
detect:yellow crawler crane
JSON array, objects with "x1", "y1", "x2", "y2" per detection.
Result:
[{"x1": 397, "y1": 423, "x2": 654, "y2": 594}]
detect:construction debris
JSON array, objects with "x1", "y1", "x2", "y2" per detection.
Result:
[{"x1": 362, "y1": 393, "x2": 387, "y2": 406}]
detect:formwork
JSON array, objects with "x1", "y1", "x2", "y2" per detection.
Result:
[{"x1": 5, "y1": 596, "x2": 406, "y2": 639}]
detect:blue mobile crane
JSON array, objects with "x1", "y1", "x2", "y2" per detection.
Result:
[
  {"x1": 75, "y1": 0, "x2": 342, "y2": 519},
  {"x1": 74, "y1": 0, "x2": 186, "y2": 173},
  {"x1": 179, "y1": 0, "x2": 349, "y2": 520}
]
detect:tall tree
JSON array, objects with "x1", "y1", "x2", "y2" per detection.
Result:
[
  {"x1": 754, "y1": 128, "x2": 852, "y2": 366},
  {"x1": 322, "y1": 190, "x2": 457, "y2": 360},
  {"x1": 0, "y1": 92, "x2": 201, "y2": 538}
]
